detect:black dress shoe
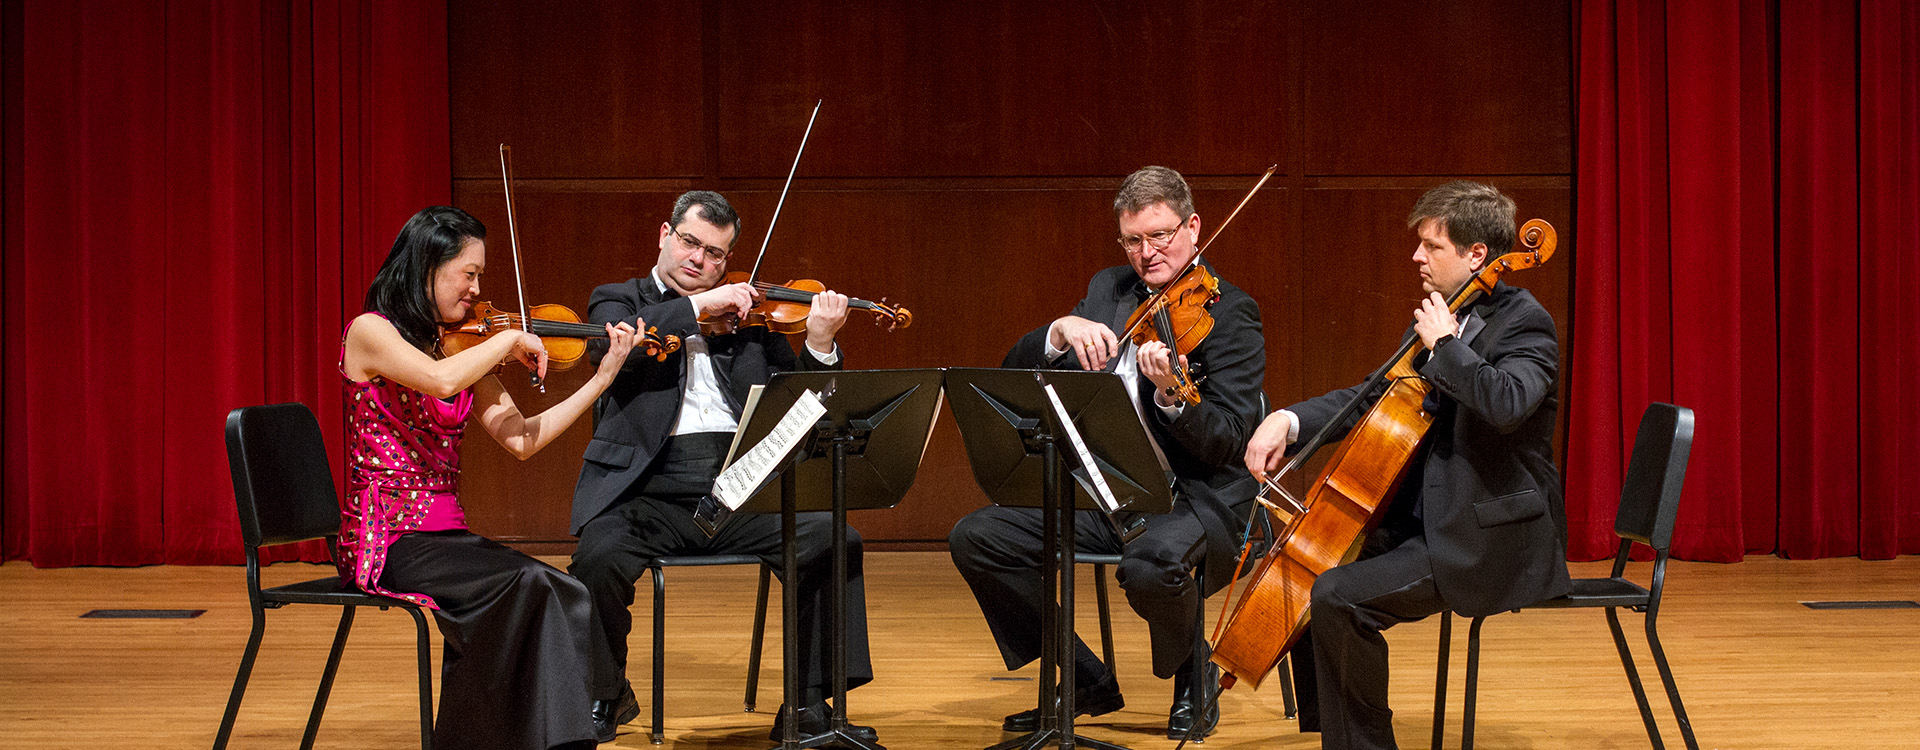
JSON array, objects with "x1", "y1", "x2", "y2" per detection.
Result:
[
  {"x1": 1165, "y1": 693, "x2": 1220, "y2": 740},
  {"x1": 591, "y1": 682, "x2": 640, "y2": 744},
  {"x1": 767, "y1": 701, "x2": 879, "y2": 743},
  {"x1": 1167, "y1": 662, "x2": 1221, "y2": 740},
  {"x1": 1001, "y1": 677, "x2": 1125, "y2": 733}
]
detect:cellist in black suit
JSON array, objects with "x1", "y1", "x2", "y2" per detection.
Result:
[
  {"x1": 566, "y1": 190, "x2": 879, "y2": 744},
  {"x1": 1244, "y1": 181, "x2": 1567, "y2": 750},
  {"x1": 949, "y1": 165, "x2": 1267, "y2": 740}
]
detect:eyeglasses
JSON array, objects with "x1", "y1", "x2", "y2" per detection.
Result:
[
  {"x1": 671, "y1": 228, "x2": 732, "y2": 263},
  {"x1": 1118, "y1": 218, "x2": 1191, "y2": 254}
]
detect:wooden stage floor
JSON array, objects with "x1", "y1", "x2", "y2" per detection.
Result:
[{"x1": 2, "y1": 552, "x2": 1916, "y2": 749}]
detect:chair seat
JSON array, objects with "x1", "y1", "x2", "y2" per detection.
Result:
[
  {"x1": 651, "y1": 554, "x2": 764, "y2": 568},
  {"x1": 1525, "y1": 576, "x2": 1651, "y2": 610},
  {"x1": 262, "y1": 575, "x2": 421, "y2": 608}
]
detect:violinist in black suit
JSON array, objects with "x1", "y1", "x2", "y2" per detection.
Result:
[
  {"x1": 567, "y1": 190, "x2": 878, "y2": 744},
  {"x1": 949, "y1": 165, "x2": 1267, "y2": 739},
  {"x1": 1244, "y1": 181, "x2": 1566, "y2": 750}
]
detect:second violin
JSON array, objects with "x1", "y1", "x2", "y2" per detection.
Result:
[{"x1": 698, "y1": 271, "x2": 912, "y2": 336}]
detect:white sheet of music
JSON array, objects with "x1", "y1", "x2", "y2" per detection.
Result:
[
  {"x1": 1041, "y1": 381, "x2": 1121, "y2": 514},
  {"x1": 712, "y1": 388, "x2": 827, "y2": 511}
]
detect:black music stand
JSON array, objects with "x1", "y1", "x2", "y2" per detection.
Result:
[
  {"x1": 701, "y1": 369, "x2": 944, "y2": 750},
  {"x1": 944, "y1": 368, "x2": 1176, "y2": 750}
]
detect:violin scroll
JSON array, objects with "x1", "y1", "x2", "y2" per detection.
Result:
[{"x1": 865, "y1": 298, "x2": 912, "y2": 331}]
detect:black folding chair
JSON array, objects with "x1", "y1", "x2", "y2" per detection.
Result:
[
  {"x1": 643, "y1": 555, "x2": 775, "y2": 743},
  {"x1": 1431, "y1": 402, "x2": 1699, "y2": 750},
  {"x1": 215, "y1": 403, "x2": 434, "y2": 750}
]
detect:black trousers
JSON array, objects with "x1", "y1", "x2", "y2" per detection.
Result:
[
  {"x1": 381, "y1": 530, "x2": 600, "y2": 750},
  {"x1": 569, "y1": 494, "x2": 873, "y2": 705},
  {"x1": 1306, "y1": 533, "x2": 1445, "y2": 750},
  {"x1": 947, "y1": 502, "x2": 1208, "y2": 683}
]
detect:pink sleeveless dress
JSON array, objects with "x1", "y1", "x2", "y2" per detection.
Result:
[{"x1": 336, "y1": 317, "x2": 473, "y2": 609}]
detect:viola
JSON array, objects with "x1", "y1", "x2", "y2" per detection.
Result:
[
  {"x1": 698, "y1": 271, "x2": 912, "y2": 336},
  {"x1": 1204, "y1": 219, "x2": 1559, "y2": 697},
  {"x1": 1109, "y1": 166, "x2": 1275, "y2": 405},
  {"x1": 1119, "y1": 264, "x2": 1219, "y2": 405},
  {"x1": 441, "y1": 300, "x2": 680, "y2": 369}
]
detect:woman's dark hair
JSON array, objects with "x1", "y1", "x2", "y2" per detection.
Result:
[{"x1": 363, "y1": 206, "x2": 487, "y2": 352}]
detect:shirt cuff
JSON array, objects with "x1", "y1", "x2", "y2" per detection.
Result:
[
  {"x1": 805, "y1": 340, "x2": 841, "y2": 365},
  {"x1": 1281, "y1": 409, "x2": 1300, "y2": 444},
  {"x1": 1043, "y1": 319, "x2": 1068, "y2": 360},
  {"x1": 1157, "y1": 399, "x2": 1186, "y2": 420}
]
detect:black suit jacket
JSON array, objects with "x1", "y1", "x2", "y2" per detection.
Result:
[
  {"x1": 1003, "y1": 263, "x2": 1267, "y2": 593},
  {"x1": 568, "y1": 275, "x2": 842, "y2": 535},
  {"x1": 1286, "y1": 281, "x2": 1568, "y2": 617}
]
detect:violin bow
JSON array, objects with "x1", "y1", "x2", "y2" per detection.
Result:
[
  {"x1": 499, "y1": 144, "x2": 542, "y2": 391},
  {"x1": 745, "y1": 99, "x2": 823, "y2": 286}
]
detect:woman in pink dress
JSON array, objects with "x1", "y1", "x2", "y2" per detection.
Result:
[{"x1": 340, "y1": 205, "x2": 638, "y2": 749}]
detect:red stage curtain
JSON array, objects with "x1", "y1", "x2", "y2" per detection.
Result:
[
  {"x1": 0, "y1": 0, "x2": 449, "y2": 566},
  {"x1": 1571, "y1": 0, "x2": 1920, "y2": 560}
]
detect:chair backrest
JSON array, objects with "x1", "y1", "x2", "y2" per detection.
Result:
[
  {"x1": 1613, "y1": 402, "x2": 1695, "y2": 551},
  {"x1": 224, "y1": 403, "x2": 344, "y2": 550}
]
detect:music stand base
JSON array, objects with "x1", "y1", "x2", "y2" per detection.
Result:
[
  {"x1": 767, "y1": 728, "x2": 887, "y2": 750},
  {"x1": 988, "y1": 729, "x2": 1132, "y2": 750}
]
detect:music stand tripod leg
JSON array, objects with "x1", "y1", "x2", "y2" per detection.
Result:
[
  {"x1": 827, "y1": 434, "x2": 883, "y2": 750},
  {"x1": 1055, "y1": 443, "x2": 1130, "y2": 750},
  {"x1": 986, "y1": 437, "x2": 1131, "y2": 750}
]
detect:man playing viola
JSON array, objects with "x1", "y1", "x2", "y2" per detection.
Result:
[
  {"x1": 1244, "y1": 181, "x2": 1566, "y2": 750},
  {"x1": 949, "y1": 165, "x2": 1267, "y2": 739},
  {"x1": 567, "y1": 190, "x2": 880, "y2": 743}
]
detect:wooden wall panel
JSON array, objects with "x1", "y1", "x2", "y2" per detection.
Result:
[
  {"x1": 1302, "y1": 0, "x2": 1573, "y2": 176},
  {"x1": 445, "y1": 0, "x2": 1574, "y2": 548},
  {"x1": 714, "y1": 0, "x2": 1289, "y2": 177},
  {"x1": 450, "y1": 0, "x2": 704, "y2": 179}
]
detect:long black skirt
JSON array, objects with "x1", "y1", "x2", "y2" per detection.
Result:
[{"x1": 381, "y1": 530, "x2": 599, "y2": 750}]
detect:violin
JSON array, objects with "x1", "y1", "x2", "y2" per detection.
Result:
[
  {"x1": 1109, "y1": 166, "x2": 1275, "y2": 405},
  {"x1": 698, "y1": 271, "x2": 913, "y2": 336},
  {"x1": 1119, "y1": 264, "x2": 1219, "y2": 405},
  {"x1": 441, "y1": 300, "x2": 680, "y2": 369}
]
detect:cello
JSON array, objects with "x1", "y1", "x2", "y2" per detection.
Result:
[{"x1": 1205, "y1": 218, "x2": 1558, "y2": 694}]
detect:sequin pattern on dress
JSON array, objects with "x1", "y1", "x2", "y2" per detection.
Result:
[{"x1": 336, "y1": 322, "x2": 473, "y2": 609}]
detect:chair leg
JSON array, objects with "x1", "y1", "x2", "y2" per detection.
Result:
[
  {"x1": 1094, "y1": 563, "x2": 1117, "y2": 673},
  {"x1": 1644, "y1": 610, "x2": 1700, "y2": 750},
  {"x1": 408, "y1": 606, "x2": 435, "y2": 750},
  {"x1": 211, "y1": 604, "x2": 268, "y2": 750},
  {"x1": 1606, "y1": 607, "x2": 1667, "y2": 750},
  {"x1": 746, "y1": 562, "x2": 772, "y2": 713},
  {"x1": 1463, "y1": 616, "x2": 1485, "y2": 750},
  {"x1": 300, "y1": 606, "x2": 357, "y2": 750},
  {"x1": 1277, "y1": 653, "x2": 1298, "y2": 720},
  {"x1": 1432, "y1": 611, "x2": 1451, "y2": 750},
  {"x1": 652, "y1": 566, "x2": 667, "y2": 744},
  {"x1": 1190, "y1": 575, "x2": 1212, "y2": 743}
]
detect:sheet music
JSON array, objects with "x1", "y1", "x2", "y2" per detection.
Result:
[
  {"x1": 711, "y1": 388, "x2": 826, "y2": 511},
  {"x1": 1041, "y1": 381, "x2": 1121, "y2": 514}
]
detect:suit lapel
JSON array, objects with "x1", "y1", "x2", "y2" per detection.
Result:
[{"x1": 1459, "y1": 309, "x2": 1488, "y2": 348}]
